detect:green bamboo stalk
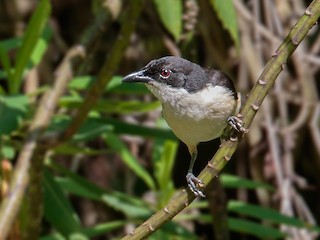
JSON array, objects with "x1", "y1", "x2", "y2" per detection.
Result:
[{"x1": 121, "y1": 1, "x2": 320, "y2": 239}]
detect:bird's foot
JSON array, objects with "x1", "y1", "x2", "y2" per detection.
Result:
[
  {"x1": 227, "y1": 116, "x2": 247, "y2": 133},
  {"x1": 186, "y1": 173, "x2": 206, "y2": 198}
]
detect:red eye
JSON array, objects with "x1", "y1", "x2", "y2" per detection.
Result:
[{"x1": 160, "y1": 69, "x2": 171, "y2": 78}]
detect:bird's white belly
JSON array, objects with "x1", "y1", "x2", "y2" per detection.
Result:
[
  {"x1": 147, "y1": 83, "x2": 237, "y2": 146},
  {"x1": 162, "y1": 101, "x2": 233, "y2": 146}
]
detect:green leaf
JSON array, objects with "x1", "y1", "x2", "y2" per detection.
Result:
[
  {"x1": 72, "y1": 117, "x2": 114, "y2": 141},
  {"x1": 48, "y1": 115, "x2": 175, "y2": 141},
  {"x1": 68, "y1": 75, "x2": 149, "y2": 94},
  {"x1": 54, "y1": 144, "x2": 108, "y2": 156},
  {"x1": 210, "y1": 0, "x2": 239, "y2": 48},
  {"x1": 68, "y1": 233, "x2": 89, "y2": 240},
  {"x1": 59, "y1": 96, "x2": 161, "y2": 114},
  {"x1": 47, "y1": 160, "x2": 107, "y2": 201},
  {"x1": 195, "y1": 214, "x2": 285, "y2": 239},
  {"x1": 0, "y1": 37, "x2": 22, "y2": 82},
  {"x1": 101, "y1": 192, "x2": 152, "y2": 218},
  {"x1": 106, "y1": 75, "x2": 149, "y2": 94},
  {"x1": 0, "y1": 37, "x2": 22, "y2": 51},
  {"x1": 41, "y1": 221, "x2": 126, "y2": 240},
  {"x1": 220, "y1": 174, "x2": 274, "y2": 190},
  {"x1": 40, "y1": 233, "x2": 66, "y2": 240},
  {"x1": 48, "y1": 161, "x2": 152, "y2": 219},
  {"x1": 153, "y1": 139, "x2": 177, "y2": 205},
  {"x1": 68, "y1": 76, "x2": 94, "y2": 90},
  {"x1": 29, "y1": 25, "x2": 52, "y2": 67},
  {"x1": 150, "y1": 222, "x2": 198, "y2": 240},
  {"x1": 105, "y1": 75, "x2": 123, "y2": 90},
  {"x1": 110, "y1": 82, "x2": 149, "y2": 95},
  {"x1": 0, "y1": 95, "x2": 29, "y2": 136},
  {"x1": 95, "y1": 100, "x2": 161, "y2": 114},
  {"x1": 81, "y1": 221, "x2": 126, "y2": 237},
  {"x1": 153, "y1": 0, "x2": 182, "y2": 41},
  {"x1": 228, "y1": 217, "x2": 285, "y2": 239},
  {"x1": 47, "y1": 115, "x2": 114, "y2": 142},
  {"x1": 0, "y1": 33, "x2": 51, "y2": 83},
  {"x1": 0, "y1": 70, "x2": 7, "y2": 82},
  {"x1": 190, "y1": 200, "x2": 320, "y2": 234},
  {"x1": 228, "y1": 200, "x2": 320, "y2": 232},
  {"x1": 105, "y1": 117, "x2": 175, "y2": 140},
  {"x1": 10, "y1": 0, "x2": 51, "y2": 93},
  {"x1": 55, "y1": 177, "x2": 102, "y2": 201},
  {"x1": 0, "y1": 43, "x2": 13, "y2": 84},
  {"x1": 43, "y1": 169, "x2": 82, "y2": 237},
  {"x1": 103, "y1": 133, "x2": 156, "y2": 190},
  {"x1": 0, "y1": 144, "x2": 15, "y2": 159}
]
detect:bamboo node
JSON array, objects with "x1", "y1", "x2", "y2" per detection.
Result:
[{"x1": 251, "y1": 103, "x2": 260, "y2": 111}]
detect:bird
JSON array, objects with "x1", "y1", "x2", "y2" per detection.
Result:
[{"x1": 122, "y1": 56, "x2": 243, "y2": 197}]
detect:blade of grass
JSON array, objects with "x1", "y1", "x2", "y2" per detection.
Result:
[
  {"x1": 0, "y1": 43, "x2": 13, "y2": 85},
  {"x1": 228, "y1": 217, "x2": 285, "y2": 239},
  {"x1": 68, "y1": 75, "x2": 149, "y2": 94},
  {"x1": 29, "y1": 25, "x2": 52, "y2": 67},
  {"x1": 153, "y1": 0, "x2": 182, "y2": 41},
  {"x1": 43, "y1": 169, "x2": 82, "y2": 237},
  {"x1": 103, "y1": 133, "x2": 156, "y2": 190},
  {"x1": 81, "y1": 221, "x2": 127, "y2": 237},
  {"x1": 0, "y1": 37, "x2": 22, "y2": 51},
  {"x1": 10, "y1": 0, "x2": 51, "y2": 93},
  {"x1": 153, "y1": 139, "x2": 177, "y2": 205},
  {"x1": 47, "y1": 115, "x2": 175, "y2": 141},
  {"x1": 220, "y1": 174, "x2": 274, "y2": 190},
  {"x1": 47, "y1": 159, "x2": 152, "y2": 219},
  {"x1": 105, "y1": 117, "x2": 175, "y2": 140},
  {"x1": 228, "y1": 200, "x2": 320, "y2": 232}
]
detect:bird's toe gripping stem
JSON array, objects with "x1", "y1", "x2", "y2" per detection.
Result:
[
  {"x1": 227, "y1": 116, "x2": 247, "y2": 133},
  {"x1": 186, "y1": 173, "x2": 206, "y2": 198}
]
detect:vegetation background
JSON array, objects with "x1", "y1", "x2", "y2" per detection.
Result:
[{"x1": 0, "y1": 0, "x2": 319, "y2": 239}]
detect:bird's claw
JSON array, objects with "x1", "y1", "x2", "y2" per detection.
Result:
[
  {"x1": 186, "y1": 173, "x2": 206, "y2": 198},
  {"x1": 227, "y1": 116, "x2": 247, "y2": 133}
]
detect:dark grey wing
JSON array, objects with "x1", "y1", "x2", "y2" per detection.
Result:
[{"x1": 206, "y1": 69, "x2": 237, "y2": 99}]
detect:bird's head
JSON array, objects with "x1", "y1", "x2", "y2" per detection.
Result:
[{"x1": 122, "y1": 56, "x2": 208, "y2": 94}]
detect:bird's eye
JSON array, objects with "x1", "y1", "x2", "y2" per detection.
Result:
[{"x1": 160, "y1": 69, "x2": 171, "y2": 79}]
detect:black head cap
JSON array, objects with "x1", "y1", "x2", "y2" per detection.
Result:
[{"x1": 123, "y1": 56, "x2": 209, "y2": 93}]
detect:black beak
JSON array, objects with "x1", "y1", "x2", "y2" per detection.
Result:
[{"x1": 122, "y1": 69, "x2": 153, "y2": 83}]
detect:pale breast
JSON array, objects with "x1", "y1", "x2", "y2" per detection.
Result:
[
  {"x1": 147, "y1": 83, "x2": 237, "y2": 146},
  {"x1": 163, "y1": 105, "x2": 227, "y2": 146}
]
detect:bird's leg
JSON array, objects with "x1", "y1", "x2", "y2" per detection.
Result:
[
  {"x1": 186, "y1": 147, "x2": 206, "y2": 198},
  {"x1": 227, "y1": 93, "x2": 247, "y2": 133}
]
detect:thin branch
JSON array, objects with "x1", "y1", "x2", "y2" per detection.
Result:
[
  {"x1": 207, "y1": 179, "x2": 229, "y2": 240},
  {"x1": 234, "y1": 0, "x2": 281, "y2": 44},
  {"x1": 309, "y1": 104, "x2": 320, "y2": 156},
  {"x1": 121, "y1": 1, "x2": 320, "y2": 239},
  {"x1": 263, "y1": 98, "x2": 284, "y2": 187},
  {"x1": 292, "y1": 187, "x2": 319, "y2": 239}
]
